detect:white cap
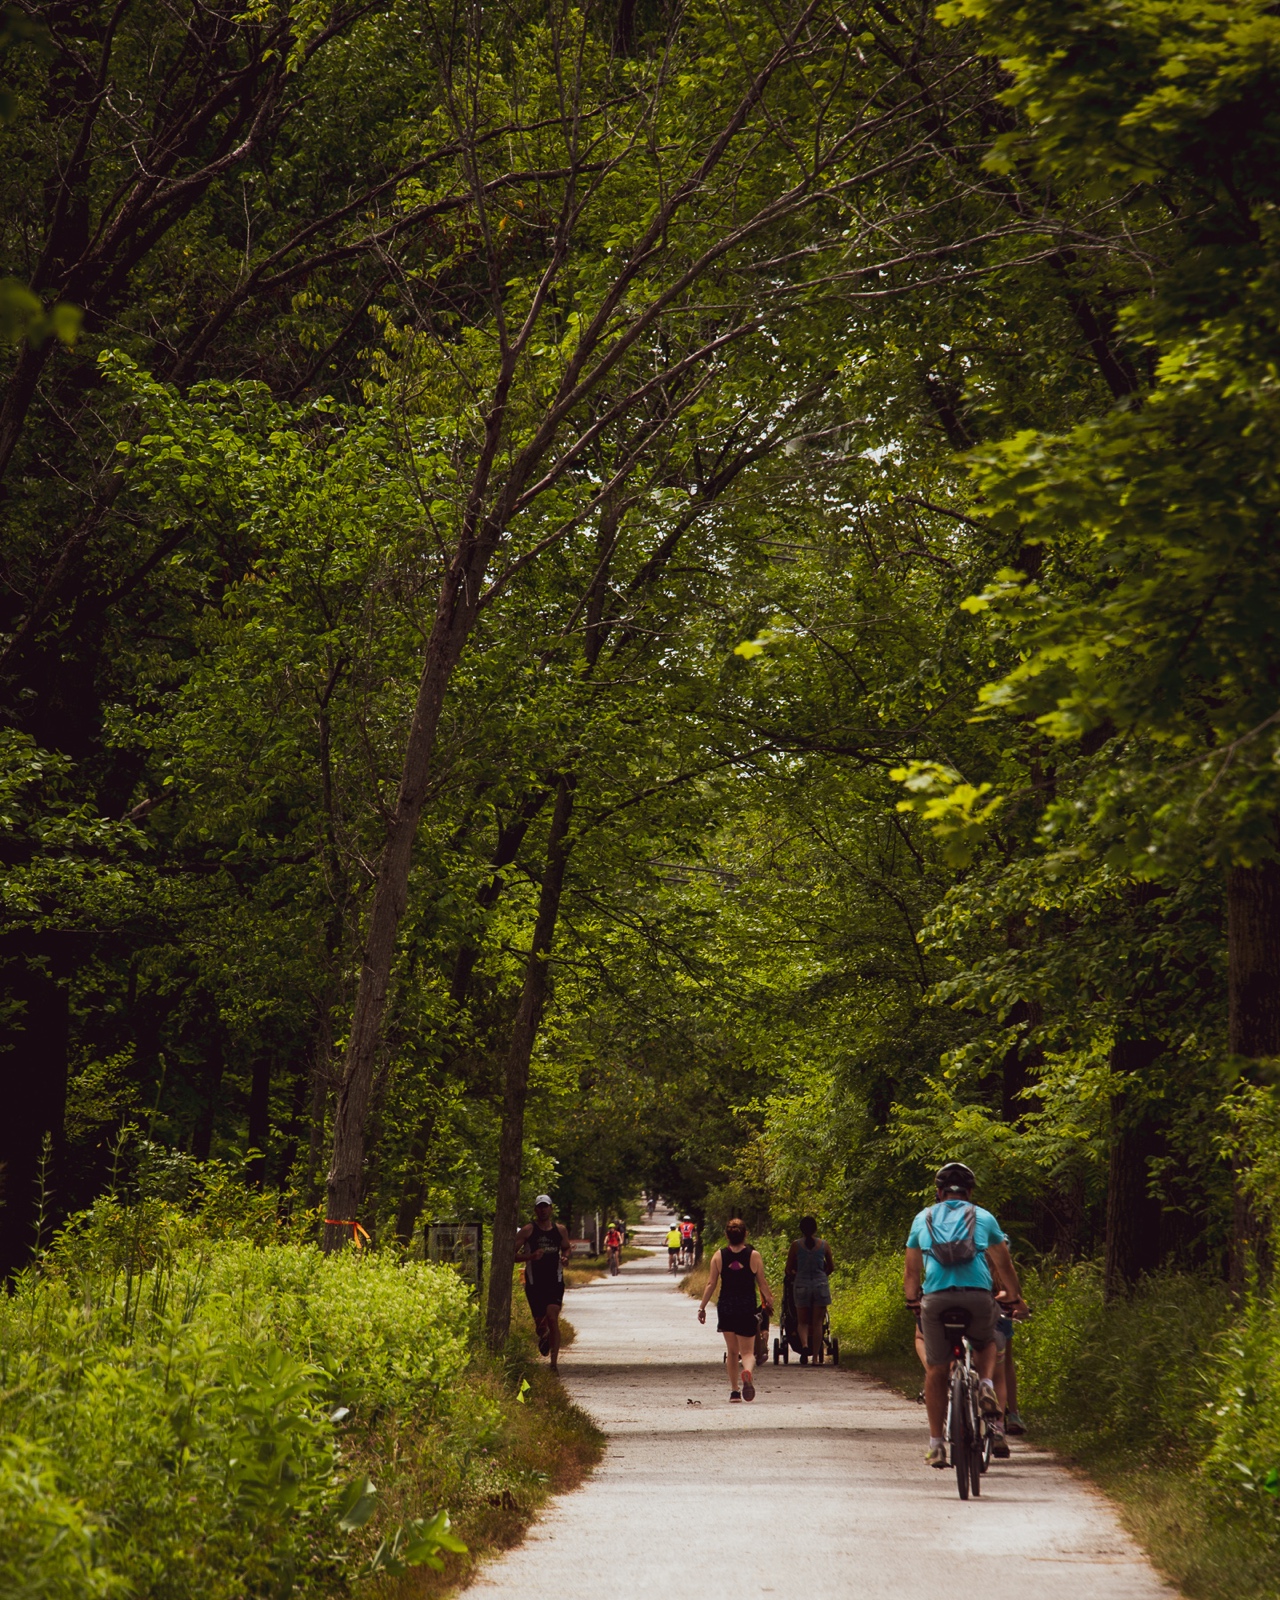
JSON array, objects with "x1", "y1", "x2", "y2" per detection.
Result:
[{"x1": 535, "y1": 1193, "x2": 552, "y2": 1207}]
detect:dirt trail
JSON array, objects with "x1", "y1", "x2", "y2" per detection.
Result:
[{"x1": 472, "y1": 1206, "x2": 1176, "y2": 1600}]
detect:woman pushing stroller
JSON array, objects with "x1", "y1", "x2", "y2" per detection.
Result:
[{"x1": 785, "y1": 1215, "x2": 833, "y2": 1361}]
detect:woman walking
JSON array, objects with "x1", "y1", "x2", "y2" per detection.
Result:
[
  {"x1": 698, "y1": 1218, "x2": 773, "y2": 1402},
  {"x1": 784, "y1": 1215, "x2": 833, "y2": 1361}
]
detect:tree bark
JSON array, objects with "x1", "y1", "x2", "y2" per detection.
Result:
[
  {"x1": 485, "y1": 773, "x2": 577, "y2": 1349},
  {"x1": 0, "y1": 936, "x2": 71, "y2": 1277},
  {"x1": 248, "y1": 1052, "x2": 271, "y2": 1187},
  {"x1": 323, "y1": 540, "x2": 494, "y2": 1247},
  {"x1": 1103, "y1": 1037, "x2": 1165, "y2": 1299},
  {"x1": 1227, "y1": 858, "x2": 1280, "y2": 1289},
  {"x1": 192, "y1": 1022, "x2": 224, "y2": 1161},
  {"x1": 1000, "y1": 998, "x2": 1043, "y2": 1123}
]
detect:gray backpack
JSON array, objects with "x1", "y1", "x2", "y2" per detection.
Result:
[{"x1": 925, "y1": 1202, "x2": 977, "y2": 1266}]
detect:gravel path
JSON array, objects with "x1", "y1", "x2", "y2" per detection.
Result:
[{"x1": 471, "y1": 1207, "x2": 1177, "y2": 1600}]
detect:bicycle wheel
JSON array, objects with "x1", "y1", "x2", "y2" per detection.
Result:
[
  {"x1": 949, "y1": 1366, "x2": 970, "y2": 1500},
  {"x1": 966, "y1": 1379, "x2": 983, "y2": 1498}
]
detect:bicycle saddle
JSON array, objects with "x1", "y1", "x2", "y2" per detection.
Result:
[{"x1": 940, "y1": 1308, "x2": 972, "y2": 1329}]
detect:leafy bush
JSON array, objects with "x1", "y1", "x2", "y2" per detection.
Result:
[
  {"x1": 1205, "y1": 1283, "x2": 1280, "y2": 1528},
  {"x1": 0, "y1": 1441, "x2": 121, "y2": 1600},
  {"x1": 1013, "y1": 1262, "x2": 1223, "y2": 1459},
  {"x1": 0, "y1": 1202, "x2": 475, "y2": 1599},
  {"x1": 828, "y1": 1252, "x2": 914, "y2": 1358}
]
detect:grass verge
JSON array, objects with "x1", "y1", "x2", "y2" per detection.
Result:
[
  {"x1": 841, "y1": 1347, "x2": 1280, "y2": 1600},
  {"x1": 384, "y1": 1344, "x2": 603, "y2": 1599}
]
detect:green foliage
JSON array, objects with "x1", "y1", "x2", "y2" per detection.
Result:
[
  {"x1": 0, "y1": 1441, "x2": 121, "y2": 1600},
  {"x1": 1014, "y1": 1263, "x2": 1224, "y2": 1458},
  {"x1": 828, "y1": 1254, "x2": 916, "y2": 1360},
  {"x1": 1207, "y1": 1282, "x2": 1280, "y2": 1528},
  {"x1": 0, "y1": 1204, "x2": 475, "y2": 1598}
]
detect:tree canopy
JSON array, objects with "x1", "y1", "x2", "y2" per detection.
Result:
[{"x1": 3, "y1": 0, "x2": 1279, "y2": 1337}]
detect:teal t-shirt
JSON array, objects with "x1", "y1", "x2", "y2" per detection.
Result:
[{"x1": 906, "y1": 1200, "x2": 1006, "y2": 1294}]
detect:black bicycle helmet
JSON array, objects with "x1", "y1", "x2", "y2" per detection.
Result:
[{"x1": 934, "y1": 1161, "x2": 976, "y2": 1194}]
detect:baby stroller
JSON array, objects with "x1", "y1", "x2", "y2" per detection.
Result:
[{"x1": 772, "y1": 1278, "x2": 839, "y2": 1366}]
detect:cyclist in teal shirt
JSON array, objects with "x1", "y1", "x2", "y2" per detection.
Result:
[{"x1": 903, "y1": 1162, "x2": 1028, "y2": 1469}]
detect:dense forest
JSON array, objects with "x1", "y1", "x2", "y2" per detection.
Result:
[{"x1": 3, "y1": 0, "x2": 1280, "y2": 1588}]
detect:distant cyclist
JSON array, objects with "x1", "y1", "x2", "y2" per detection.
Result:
[
  {"x1": 515, "y1": 1194, "x2": 571, "y2": 1371},
  {"x1": 784, "y1": 1214, "x2": 833, "y2": 1360},
  {"x1": 903, "y1": 1162, "x2": 1028, "y2": 1469},
  {"x1": 604, "y1": 1221, "x2": 624, "y2": 1275},
  {"x1": 679, "y1": 1216, "x2": 696, "y2": 1266},
  {"x1": 666, "y1": 1223, "x2": 682, "y2": 1272}
]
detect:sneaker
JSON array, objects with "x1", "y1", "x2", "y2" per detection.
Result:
[
  {"x1": 990, "y1": 1425, "x2": 1010, "y2": 1459},
  {"x1": 538, "y1": 1331, "x2": 551, "y2": 1356},
  {"x1": 1004, "y1": 1410, "x2": 1026, "y2": 1436},
  {"x1": 741, "y1": 1371, "x2": 755, "y2": 1401},
  {"x1": 925, "y1": 1443, "x2": 947, "y2": 1469},
  {"x1": 730, "y1": 1390, "x2": 742, "y2": 1402},
  {"x1": 978, "y1": 1380, "x2": 1000, "y2": 1417}
]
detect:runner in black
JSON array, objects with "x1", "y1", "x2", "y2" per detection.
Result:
[
  {"x1": 697, "y1": 1217, "x2": 773, "y2": 1402},
  {"x1": 515, "y1": 1193, "x2": 571, "y2": 1370}
]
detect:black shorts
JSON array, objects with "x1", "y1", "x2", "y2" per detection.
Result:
[
  {"x1": 525, "y1": 1278, "x2": 564, "y2": 1322},
  {"x1": 717, "y1": 1307, "x2": 758, "y2": 1338}
]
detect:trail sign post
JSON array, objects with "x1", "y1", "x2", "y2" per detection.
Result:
[{"x1": 427, "y1": 1222, "x2": 484, "y2": 1295}]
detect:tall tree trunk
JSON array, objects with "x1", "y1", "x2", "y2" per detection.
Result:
[
  {"x1": 192, "y1": 1022, "x2": 224, "y2": 1160},
  {"x1": 392, "y1": 791, "x2": 550, "y2": 1246},
  {"x1": 1227, "y1": 858, "x2": 1280, "y2": 1290},
  {"x1": 1000, "y1": 998, "x2": 1043, "y2": 1123},
  {"x1": 248, "y1": 1053, "x2": 271, "y2": 1188},
  {"x1": 306, "y1": 1053, "x2": 329, "y2": 1204},
  {"x1": 0, "y1": 936, "x2": 70, "y2": 1277},
  {"x1": 394, "y1": 1108, "x2": 438, "y2": 1247},
  {"x1": 323, "y1": 546, "x2": 493, "y2": 1248},
  {"x1": 485, "y1": 774, "x2": 577, "y2": 1349},
  {"x1": 1103, "y1": 1038, "x2": 1165, "y2": 1299}
]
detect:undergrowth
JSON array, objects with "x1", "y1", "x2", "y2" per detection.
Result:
[
  {"x1": 827, "y1": 1247, "x2": 1280, "y2": 1600},
  {"x1": 1, "y1": 1196, "x2": 600, "y2": 1600}
]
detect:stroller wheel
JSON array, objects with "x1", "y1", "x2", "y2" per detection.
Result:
[
  {"x1": 830, "y1": 1338, "x2": 839, "y2": 1367},
  {"x1": 782, "y1": 1343, "x2": 789, "y2": 1364},
  {"x1": 772, "y1": 1338, "x2": 780, "y2": 1365}
]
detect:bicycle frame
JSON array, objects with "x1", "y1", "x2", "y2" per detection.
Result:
[{"x1": 941, "y1": 1316, "x2": 990, "y2": 1500}]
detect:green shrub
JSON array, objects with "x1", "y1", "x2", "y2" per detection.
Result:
[
  {"x1": 0, "y1": 1441, "x2": 122, "y2": 1600},
  {"x1": 1014, "y1": 1263, "x2": 1223, "y2": 1459},
  {"x1": 1205, "y1": 1282, "x2": 1280, "y2": 1529},
  {"x1": 828, "y1": 1252, "x2": 914, "y2": 1358},
  {"x1": 0, "y1": 1202, "x2": 476, "y2": 1599}
]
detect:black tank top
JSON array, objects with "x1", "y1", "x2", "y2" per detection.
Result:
[
  {"x1": 526, "y1": 1223, "x2": 563, "y2": 1286},
  {"x1": 718, "y1": 1244, "x2": 756, "y2": 1315}
]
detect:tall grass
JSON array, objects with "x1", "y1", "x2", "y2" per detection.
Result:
[
  {"x1": 825, "y1": 1243, "x2": 1280, "y2": 1554},
  {"x1": 0, "y1": 1197, "x2": 508, "y2": 1599}
]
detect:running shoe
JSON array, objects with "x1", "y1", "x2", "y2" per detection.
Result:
[
  {"x1": 990, "y1": 1424, "x2": 1010, "y2": 1459},
  {"x1": 978, "y1": 1379, "x2": 1000, "y2": 1417},
  {"x1": 925, "y1": 1443, "x2": 947, "y2": 1469},
  {"x1": 730, "y1": 1390, "x2": 742, "y2": 1402},
  {"x1": 1004, "y1": 1410, "x2": 1026, "y2": 1435},
  {"x1": 538, "y1": 1329, "x2": 551, "y2": 1356},
  {"x1": 741, "y1": 1371, "x2": 755, "y2": 1401}
]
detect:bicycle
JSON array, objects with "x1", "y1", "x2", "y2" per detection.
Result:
[
  {"x1": 939, "y1": 1306, "x2": 992, "y2": 1501},
  {"x1": 607, "y1": 1246, "x2": 621, "y2": 1276}
]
